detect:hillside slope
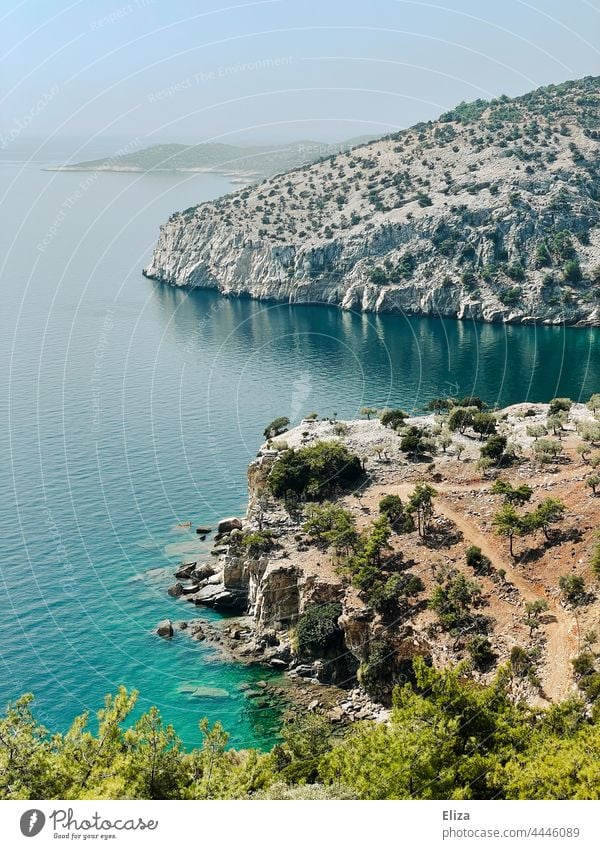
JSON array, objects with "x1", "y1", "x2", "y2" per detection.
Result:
[{"x1": 145, "y1": 76, "x2": 600, "y2": 325}]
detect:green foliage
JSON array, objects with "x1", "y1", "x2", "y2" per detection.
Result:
[
  {"x1": 369, "y1": 265, "x2": 388, "y2": 285},
  {"x1": 242, "y1": 531, "x2": 275, "y2": 557},
  {"x1": 263, "y1": 416, "x2": 290, "y2": 439},
  {"x1": 490, "y1": 478, "x2": 533, "y2": 505},
  {"x1": 457, "y1": 396, "x2": 487, "y2": 410},
  {"x1": 465, "y1": 545, "x2": 492, "y2": 575},
  {"x1": 586, "y1": 393, "x2": 600, "y2": 413},
  {"x1": 268, "y1": 441, "x2": 362, "y2": 501},
  {"x1": 302, "y1": 502, "x2": 358, "y2": 553},
  {"x1": 323, "y1": 656, "x2": 560, "y2": 800},
  {"x1": 579, "y1": 673, "x2": 600, "y2": 702},
  {"x1": 535, "y1": 241, "x2": 552, "y2": 267},
  {"x1": 467, "y1": 636, "x2": 496, "y2": 669},
  {"x1": 429, "y1": 570, "x2": 482, "y2": 631},
  {"x1": 533, "y1": 437, "x2": 562, "y2": 463},
  {"x1": 529, "y1": 498, "x2": 566, "y2": 540},
  {"x1": 380, "y1": 408, "x2": 408, "y2": 429},
  {"x1": 563, "y1": 259, "x2": 582, "y2": 283},
  {"x1": 548, "y1": 397, "x2": 572, "y2": 415},
  {"x1": 586, "y1": 473, "x2": 600, "y2": 494},
  {"x1": 472, "y1": 412, "x2": 497, "y2": 439},
  {"x1": 427, "y1": 396, "x2": 455, "y2": 413},
  {"x1": 368, "y1": 572, "x2": 425, "y2": 616},
  {"x1": 480, "y1": 434, "x2": 507, "y2": 462},
  {"x1": 524, "y1": 599, "x2": 549, "y2": 636},
  {"x1": 344, "y1": 516, "x2": 394, "y2": 593},
  {"x1": 440, "y1": 97, "x2": 489, "y2": 124},
  {"x1": 448, "y1": 407, "x2": 474, "y2": 434},
  {"x1": 572, "y1": 652, "x2": 596, "y2": 678},
  {"x1": 399, "y1": 425, "x2": 433, "y2": 455},
  {"x1": 4, "y1": 652, "x2": 600, "y2": 800},
  {"x1": 359, "y1": 406, "x2": 378, "y2": 420},
  {"x1": 509, "y1": 645, "x2": 542, "y2": 688},
  {"x1": 492, "y1": 503, "x2": 524, "y2": 556},
  {"x1": 378, "y1": 493, "x2": 414, "y2": 533},
  {"x1": 549, "y1": 230, "x2": 576, "y2": 260},
  {"x1": 558, "y1": 574, "x2": 586, "y2": 605},
  {"x1": 526, "y1": 423, "x2": 548, "y2": 441},
  {"x1": 357, "y1": 639, "x2": 399, "y2": 697},
  {"x1": 295, "y1": 603, "x2": 343, "y2": 658},
  {"x1": 578, "y1": 420, "x2": 600, "y2": 444},
  {"x1": 591, "y1": 533, "x2": 600, "y2": 578},
  {"x1": 406, "y1": 483, "x2": 437, "y2": 537}
]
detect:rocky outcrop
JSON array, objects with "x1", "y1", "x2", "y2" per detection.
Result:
[
  {"x1": 156, "y1": 619, "x2": 174, "y2": 638},
  {"x1": 145, "y1": 76, "x2": 600, "y2": 326}
]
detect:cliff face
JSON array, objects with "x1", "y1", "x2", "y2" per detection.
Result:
[
  {"x1": 201, "y1": 402, "x2": 600, "y2": 706},
  {"x1": 145, "y1": 76, "x2": 600, "y2": 326}
]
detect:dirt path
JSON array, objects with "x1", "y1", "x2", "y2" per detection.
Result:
[{"x1": 367, "y1": 482, "x2": 578, "y2": 702}]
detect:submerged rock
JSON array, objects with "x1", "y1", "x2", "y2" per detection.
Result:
[{"x1": 191, "y1": 686, "x2": 230, "y2": 699}]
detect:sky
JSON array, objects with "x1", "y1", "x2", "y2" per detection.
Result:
[{"x1": 1, "y1": 0, "x2": 599, "y2": 159}]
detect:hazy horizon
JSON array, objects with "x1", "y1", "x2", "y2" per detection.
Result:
[{"x1": 2, "y1": 0, "x2": 600, "y2": 164}]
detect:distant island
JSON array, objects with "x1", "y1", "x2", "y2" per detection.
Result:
[
  {"x1": 44, "y1": 137, "x2": 375, "y2": 182},
  {"x1": 145, "y1": 75, "x2": 600, "y2": 326}
]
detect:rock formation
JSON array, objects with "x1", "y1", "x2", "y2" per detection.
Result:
[{"x1": 145, "y1": 76, "x2": 600, "y2": 326}]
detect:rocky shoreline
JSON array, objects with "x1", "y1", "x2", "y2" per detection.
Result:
[
  {"x1": 155, "y1": 399, "x2": 600, "y2": 725},
  {"x1": 144, "y1": 76, "x2": 600, "y2": 328},
  {"x1": 156, "y1": 503, "x2": 391, "y2": 722}
]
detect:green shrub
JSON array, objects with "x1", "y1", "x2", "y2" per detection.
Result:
[
  {"x1": 242, "y1": 531, "x2": 275, "y2": 557},
  {"x1": 563, "y1": 259, "x2": 581, "y2": 283},
  {"x1": 429, "y1": 571, "x2": 482, "y2": 630},
  {"x1": 268, "y1": 441, "x2": 363, "y2": 501},
  {"x1": 480, "y1": 434, "x2": 507, "y2": 462},
  {"x1": 572, "y1": 652, "x2": 596, "y2": 678},
  {"x1": 467, "y1": 636, "x2": 496, "y2": 669},
  {"x1": 295, "y1": 602, "x2": 343, "y2": 658},
  {"x1": 380, "y1": 408, "x2": 408, "y2": 429},
  {"x1": 303, "y1": 502, "x2": 358, "y2": 553},
  {"x1": 465, "y1": 545, "x2": 492, "y2": 574},
  {"x1": 263, "y1": 416, "x2": 290, "y2": 439},
  {"x1": 558, "y1": 574, "x2": 586, "y2": 605},
  {"x1": 378, "y1": 494, "x2": 413, "y2": 531},
  {"x1": 549, "y1": 397, "x2": 572, "y2": 415}
]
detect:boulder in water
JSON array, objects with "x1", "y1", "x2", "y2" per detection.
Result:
[
  {"x1": 217, "y1": 516, "x2": 243, "y2": 534},
  {"x1": 156, "y1": 619, "x2": 174, "y2": 638}
]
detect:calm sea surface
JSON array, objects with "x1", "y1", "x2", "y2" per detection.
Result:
[{"x1": 1, "y1": 155, "x2": 600, "y2": 748}]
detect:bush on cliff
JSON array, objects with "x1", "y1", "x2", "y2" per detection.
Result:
[
  {"x1": 268, "y1": 441, "x2": 363, "y2": 501},
  {"x1": 263, "y1": 416, "x2": 290, "y2": 439},
  {"x1": 302, "y1": 502, "x2": 359, "y2": 553},
  {"x1": 295, "y1": 602, "x2": 343, "y2": 658}
]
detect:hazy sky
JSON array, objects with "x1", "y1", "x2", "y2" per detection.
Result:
[{"x1": 2, "y1": 0, "x2": 599, "y2": 157}]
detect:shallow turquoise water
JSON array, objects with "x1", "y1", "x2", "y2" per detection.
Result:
[{"x1": 1, "y1": 159, "x2": 600, "y2": 750}]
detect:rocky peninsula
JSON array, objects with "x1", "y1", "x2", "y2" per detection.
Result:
[
  {"x1": 160, "y1": 398, "x2": 600, "y2": 721},
  {"x1": 144, "y1": 75, "x2": 600, "y2": 326}
]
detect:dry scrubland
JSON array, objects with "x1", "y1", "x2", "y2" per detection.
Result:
[{"x1": 146, "y1": 76, "x2": 600, "y2": 325}]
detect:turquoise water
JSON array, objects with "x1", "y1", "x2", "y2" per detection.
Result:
[{"x1": 2, "y1": 158, "x2": 600, "y2": 750}]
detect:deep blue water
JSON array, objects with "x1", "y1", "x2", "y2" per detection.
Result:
[{"x1": 1, "y1": 157, "x2": 600, "y2": 750}]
